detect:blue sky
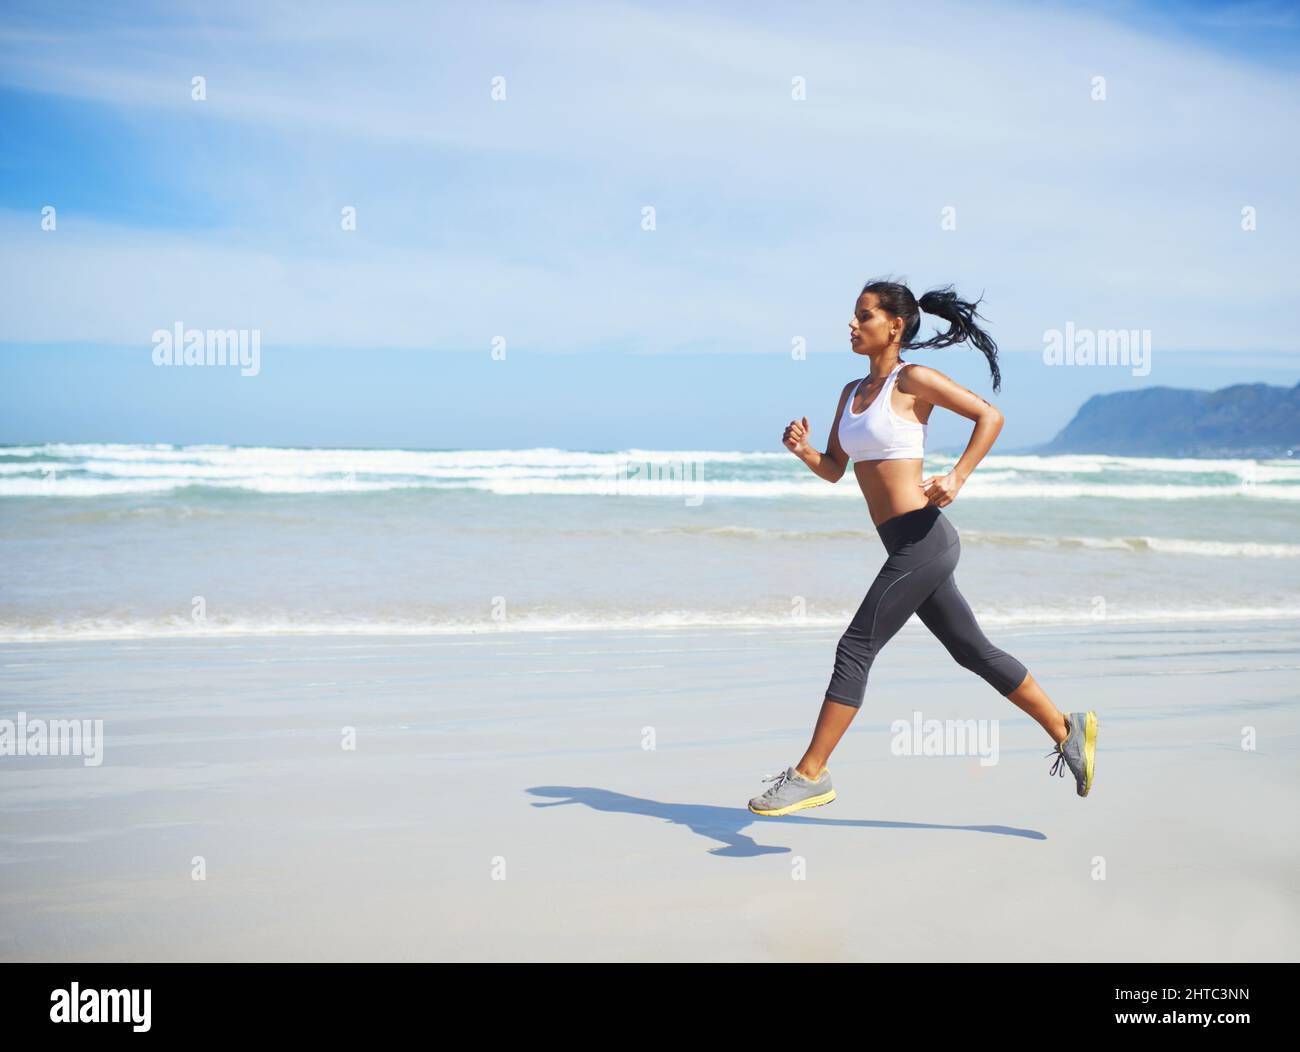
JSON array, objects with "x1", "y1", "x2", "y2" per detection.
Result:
[{"x1": 1, "y1": 0, "x2": 1298, "y2": 451}]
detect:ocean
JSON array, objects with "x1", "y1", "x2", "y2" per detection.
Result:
[{"x1": 1, "y1": 443, "x2": 1298, "y2": 642}]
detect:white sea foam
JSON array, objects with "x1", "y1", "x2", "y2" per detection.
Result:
[
  {"x1": 3, "y1": 603, "x2": 1299, "y2": 642},
  {"x1": 940, "y1": 453, "x2": 1300, "y2": 480},
  {"x1": 3, "y1": 444, "x2": 1297, "y2": 499},
  {"x1": 654, "y1": 525, "x2": 1300, "y2": 557},
  {"x1": 5, "y1": 474, "x2": 1297, "y2": 500}
]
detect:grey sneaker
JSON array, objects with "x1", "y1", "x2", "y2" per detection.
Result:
[
  {"x1": 1047, "y1": 711, "x2": 1097, "y2": 797},
  {"x1": 748, "y1": 765, "x2": 836, "y2": 816}
]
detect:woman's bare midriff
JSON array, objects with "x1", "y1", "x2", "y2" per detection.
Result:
[{"x1": 852, "y1": 458, "x2": 932, "y2": 528}]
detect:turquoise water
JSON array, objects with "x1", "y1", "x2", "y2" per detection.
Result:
[{"x1": 1, "y1": 444, "x2": 1298, "y2": 640}]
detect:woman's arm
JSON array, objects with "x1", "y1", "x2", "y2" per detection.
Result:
[
  {"x1": 783, "y1": 380, "x2": 855, "y2": 483},
  {"x1": 897, "y1": 364, "x2": 1003, "y2": 507}
]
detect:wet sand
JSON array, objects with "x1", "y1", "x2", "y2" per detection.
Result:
[{"x1": 1, "y1": 618, "x2": 1297, "y2": 961}]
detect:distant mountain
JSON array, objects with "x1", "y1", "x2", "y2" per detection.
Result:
[{"x1": 1034, "y1": 380, "x2": 1300, "y2": 458}]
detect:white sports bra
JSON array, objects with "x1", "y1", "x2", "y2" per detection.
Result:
[{"x1": 837, "y1": 361, "x2": 926, "y2": 462}]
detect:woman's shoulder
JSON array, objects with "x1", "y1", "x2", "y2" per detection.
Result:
[{"x1": 897, "y1": 361, "x2": 947, "y2": 387}]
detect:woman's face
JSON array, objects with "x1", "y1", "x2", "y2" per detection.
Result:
[{"x1": 848, "y1": 292, "x2": 902, "y2": 357}]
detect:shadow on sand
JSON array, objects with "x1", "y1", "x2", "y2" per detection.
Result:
[{"x1": 528, "y1": 785, "x2": 1046, "y2": 857}]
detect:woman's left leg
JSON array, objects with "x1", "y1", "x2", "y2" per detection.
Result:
[
  {"x1": 914, "y1": 574, "x2": 1068, "y2": 743},
  {"x1": 1003, "y1": 672, "x2": 1069, "y2": 744}
]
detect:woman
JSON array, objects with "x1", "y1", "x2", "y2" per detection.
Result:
[{"x1": 749, "y1": 279, "x2": 1097, "y2": 816}]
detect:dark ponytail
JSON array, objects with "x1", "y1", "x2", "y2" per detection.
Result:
[{"x1": 860, "y1": 278, "x2": 1003, "y2": 393}]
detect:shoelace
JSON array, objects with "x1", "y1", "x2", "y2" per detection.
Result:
[
  {"x1": 761, "y1": 769, "x2": 791, "y2": 794},
  {"x1": 1046, "y1": 744, "x2": 1067, "y2": 778}
]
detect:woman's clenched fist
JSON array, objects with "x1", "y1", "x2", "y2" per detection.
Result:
[{"x1": 783, "y1": 416, "x2": 811, "y2": 456}]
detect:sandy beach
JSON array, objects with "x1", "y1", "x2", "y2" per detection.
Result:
[{"x1": 2, "y1": 616, "x2": 1296, "y2": 962}]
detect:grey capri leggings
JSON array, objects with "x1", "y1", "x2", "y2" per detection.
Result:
[{"x1": 825, "y1": 503, "x2": 1028, "y2": 708}]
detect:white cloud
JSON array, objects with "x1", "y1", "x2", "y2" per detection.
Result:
[{"x1": 1, "y1": 0, "x2": 1297, "y2": 352}]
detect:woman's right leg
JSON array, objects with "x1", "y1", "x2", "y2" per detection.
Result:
[
  {"x1": 794, "y1": 696, "x2": 860, "y2": 780},
  {"x1": 796, "y1": 534, "x2": 959, "y2": 778}
]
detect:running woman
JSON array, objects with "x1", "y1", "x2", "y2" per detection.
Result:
[{"x1": 749, "y1": 280, "x2": 1096, "y2": 816}]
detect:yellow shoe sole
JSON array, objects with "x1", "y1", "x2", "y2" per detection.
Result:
[
  {"x1": 748, "y1": 789, "x2": 837, "y2": 817},
  {"x1": 1082, "y1": 711, "x2": 1097, "y2": 797}
]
